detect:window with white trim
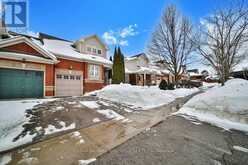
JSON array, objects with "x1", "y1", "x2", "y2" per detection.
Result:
[
  {"x1": 87, "y1": 47, "x2": 91, "y2": 52},
  {"x1": 98, "y1": 49, "x2": 102, "y2": 54},
  {"x1": 88, "y1": 64, "x2": 100, "y2": 80},
  {"x1": 92, "y1": 48, "x2": 97, "y2": 53}
]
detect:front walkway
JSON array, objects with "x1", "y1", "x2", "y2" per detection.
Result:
[{"x1": 0, "y1": 93, "x2": 197, "y2": 165}]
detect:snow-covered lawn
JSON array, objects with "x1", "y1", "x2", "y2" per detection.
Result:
[
  {"x1": 89, "y1": 84, "x2": 199, "y2": 110},
  {"x1": 0, "y1": 99, "x2": 57, "y2": 152},
  {"x1": 201, "y1": 82, "x2": 219, "y2": 90},
  {"x1": 175, "y1": 79, "x2": 248, "y2": 132}
]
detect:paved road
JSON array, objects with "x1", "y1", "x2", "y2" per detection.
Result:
[{"x1": 91, "y1": 116, "x2": 248, "y2": 165}]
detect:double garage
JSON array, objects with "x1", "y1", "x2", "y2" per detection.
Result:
[{"x1": 0, "y1": 67, "x2": 84, "y2": 99}]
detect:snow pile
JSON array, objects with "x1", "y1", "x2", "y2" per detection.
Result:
[
  {"x1": 0, "y1": 99, "x2": 55, "y2": 152},
  {"x1": 97, "y1": 109, "x2": 125, "y2": 121},
  {"x1": 80, "y1": 101, "x2": 100, "y2": 109},
  {"x1": 92, "y1": 118, "x2": 101, "y2": 123},
  {"x1": 71, "y1": 131, "x2": 85, "y2": 144},
  {"x1": 175, "y1": 79, "x2": 248, "y2": 132},
  {"x1": 199, "y1": 82, "x2": 220, "y2": 90},
  {"x1": 78, "y1": 158, "x2": 96, "y2": 165},
  {"x1": 233, "y1": 146, "x2": 248, "y2": 153},
  {"x1": 44, "y1": 122, "x2": 75, "y2": 135},
  {"x1": 0, "y1": 154, "x2": 12, "y2": 165},
  {"x1": 92, "y1": 84, "x2": 199, "y2": 110}
]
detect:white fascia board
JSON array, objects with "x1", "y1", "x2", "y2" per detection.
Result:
[
  {"x1": 0, "y1": 36, "x2": 58, "y2": 62},
  {"x1": 0, "y1": 51, "x2": 56, "y2": 64}
]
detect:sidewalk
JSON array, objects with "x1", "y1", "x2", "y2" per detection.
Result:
[{"x1": 2, "y1": 94, "x2": 197, "y2": 165}]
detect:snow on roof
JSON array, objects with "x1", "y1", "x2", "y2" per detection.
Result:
[
  {"x1": 42, "y1": 39, "x2": 112, "y2": 66},
  {"x1": 233, "y1": 58, "x2": 248, "y2": 72},
  {"x1": 161, "y1": 69, "x2": 170, "y2": 74},
  {"x1": 188, "y1": 72, "x2": 202, "y2": 77},
  {"x1": 125, "y1": 53, "x2": 148, "y2": 61},
  {"x1": 125, "y1": 66, "x2": 164, "y2": 75}
]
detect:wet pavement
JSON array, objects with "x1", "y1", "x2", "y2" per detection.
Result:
[
  {"x1": 0, "y1": 96, "x2": 137, "y2": 154},
  {"x1": 91, "y1": 116, "x2": 248, "y2": 165},
  {"x1": 0, "y1": 94, "x2": 197, "y2": 165}
]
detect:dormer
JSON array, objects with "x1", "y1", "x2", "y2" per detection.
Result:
[{"x1": 74, "y1": 34, "x2": 108, "y2": 58}]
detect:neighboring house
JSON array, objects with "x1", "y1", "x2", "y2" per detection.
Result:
[
  {"x1": 231, "y1": 69, "x2": 248, "y2": 80},
  {"x1": 125, "y1": 53, "x2": 173, "y2": 86},
  {"x1": 187, "y1": 69, "x2": 203, "y2": 81},
  {"x1": 231, "y1": 59, "x2": 248, "y2": 80},
  {"x1": 0, "y1": 31, "x2": 112, "y2": 99}
]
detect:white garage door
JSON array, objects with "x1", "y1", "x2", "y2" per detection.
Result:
[{"x1": 55, "y1": 69, "x2": 83, "y2": 96}]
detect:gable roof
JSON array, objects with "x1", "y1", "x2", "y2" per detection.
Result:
[
  {"x1": 77, "y1": 34, "x2": 108, "y2": 50},
  {"x1": 41, "y1": 38, "x2": 112, "y2": 67},
  {"x1": 8, "y1": 31, "x2": 40, "y2": 40},
  {"x1": 2, "y1": 32, "x2": 112, "y2": 67},
  {"x1": 39, "y1": 32, "x2": 71, "y2": 42},
  {"x1": 0, "y1": 36, "x2": 58, "y2": 62},
  {"x1": 125, "y1": 53, "x2": 149, "y2": 61}
]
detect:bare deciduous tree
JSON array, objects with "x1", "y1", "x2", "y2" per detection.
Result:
[
  {"x1": 194, "y1": 1, "x2": 248, "y2": 85},
  {"x1": 147, "y1": 5, "x2": 194, "y2": 85}
]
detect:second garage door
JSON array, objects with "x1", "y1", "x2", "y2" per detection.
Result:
[{"x1": 55, "y1": 70, "x2": 83, "y2": 96}]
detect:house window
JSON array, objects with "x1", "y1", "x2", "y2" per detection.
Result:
[
  {"x1": 70, "y1": 75, "x2": 75, "y2": 80},
  {"x1": 87, "y1": 47, "x2": 91, "y2": 52},
  {"x1": 93, "y1": 48, "x2": 97, "y2": 53},
  {"x1": 98, "y1": 49, "x2": 102, "y2": 54},
  {"x1": 88, "y1": 64, "x2": 100, "y2": 80}
]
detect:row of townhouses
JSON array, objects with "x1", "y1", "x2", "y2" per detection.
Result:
[
  {"x1": 0, "y1": 26, "x2": 190, "y2": 99},
  {"x1": 0, "y1": 30, "x2": 112, "y2": 99}
]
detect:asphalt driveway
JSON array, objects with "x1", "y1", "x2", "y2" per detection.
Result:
[
  {"x1": 91, "y1": 116, "x2": 248, "y2": 165},
  {"x1": 0, "y1": 96, "x2": 136, "y2": 153}
]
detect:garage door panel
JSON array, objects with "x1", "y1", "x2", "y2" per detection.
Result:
[
  {"x1": 55, "y1": 70, "x2": 83, "y2": 97},
  {"x1": 0, "y1": 68, "x2": 44, "y2": 99}
]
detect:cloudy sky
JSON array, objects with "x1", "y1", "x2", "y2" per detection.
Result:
[{"x1": 25, "y1": 0, "x2": 229, "y2": 69}]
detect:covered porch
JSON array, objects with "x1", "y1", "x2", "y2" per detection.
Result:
[{"x1": 125, "y1": 66, "x2": 166, "y2": 86}]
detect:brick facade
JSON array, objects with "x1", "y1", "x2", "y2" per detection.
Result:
[
  {"x1": 0, "y1": 42, "x2": 108, "y2": 97},
  {"x1": 2, "y1": 42, "x2": 43, "y2": 57},
  {"x1": 45, "y1": 64, "x2": 55, "y2": 96},
  {"x1": 55, "y1": 58, "x2": 105, "y2": 94},
  {"x1": 84, "y1": 82, "x2": 104, "y2": 93}
]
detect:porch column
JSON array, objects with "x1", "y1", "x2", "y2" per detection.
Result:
[{"x1": 144, "y1": 73, "x2": 146, "y2": 86}]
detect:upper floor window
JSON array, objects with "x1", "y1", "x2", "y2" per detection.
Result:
[
  {"x1": 92, "y1": 48, "x2": 97, "y2": 53},
  {"x1": 89, "y1": 64, "x2": 100, "y2": 80},
  {"x1": 87, "y1": 47, "x2": 91, "y2": 52},
  {"x1": 98, "y1": 49, "x2": 102, "y2": 54}
]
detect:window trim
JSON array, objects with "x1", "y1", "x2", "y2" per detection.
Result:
[
  {"x1": 87, "y1": 47, "x2": 92, "y2": 52},
  {"x1": 88, "y1": 64, "x2": 100, "y2": 80},
  {"x1": 92, "y1": 48, "x2": 97, "y2": 53},
  {"x1": 97, "y1": 49, "x2": 102, "y2": 54}
]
